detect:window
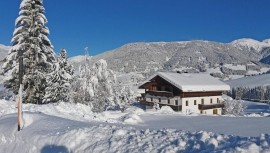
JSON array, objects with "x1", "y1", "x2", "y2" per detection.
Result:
[
  {"x1": 152, "y1": 85, "x2": 157, "y2": 91},
  {"x1": 210, "y1": 98, "x2": 213, "y2": 104},
  {"x1": 168, "y1": 99, "x2": 170, "y2": 104},
  {"x1": 217, "y1": 98, "x2": 220, "y2": 104},
  {"x1": 159, "y1": 98, "x2": 161, "y2": 103},
  {"x1": 194, "y1": 100, "x2": 197, "y2": 105},
  {"x1": 161, "y1": 86, "x2": 165, "y2": 91},
  {"x1": 201, "y1": 99, "x2": 204, "y2": 105},
  {"x1": 175, "y1": 100, "x2": 178, "y2": 105},
  {"x1": 186, "y1": 100, "x2": 188, "y2": 106},
  {"x1": 151, "y1": 97, "x2": 153, "y2": 102}
]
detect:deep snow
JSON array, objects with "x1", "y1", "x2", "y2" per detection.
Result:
[{"x1": 0, "y1": 100, "x2": 270, "y2": 152}]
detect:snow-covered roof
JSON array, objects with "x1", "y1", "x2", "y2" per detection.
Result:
[{"x1": 141, "y1": 72, "x2": 230, "y2": 92}]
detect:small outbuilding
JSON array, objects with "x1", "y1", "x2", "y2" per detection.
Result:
[{"x1": 139, "y1": 72, "x2": 230, "y2": 115}]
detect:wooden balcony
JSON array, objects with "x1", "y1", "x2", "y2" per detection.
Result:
[
  {"x1": 140, "y1": 100, "x2": 182, "y2": 111},
  {"x1": 140, "y1": 100, "x2": 154, "y2": 106},
  {"x1": 147, "y1": 91, "x2": 174, "y2": 97},
  {"x1": 198, "y1": 103, "x2": 224, "y2": 110}
]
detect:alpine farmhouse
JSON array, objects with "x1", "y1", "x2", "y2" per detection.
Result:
[{"x1": 139, "y1": 72, "x2": 230, "y2": 115}]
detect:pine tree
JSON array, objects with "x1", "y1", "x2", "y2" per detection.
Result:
[
  {"x1": 235, "y1": 87, "x2": 244, "y2": 100},
  {"x1": 44, "y1": 49, "x2": 74, "y2": 103},
  {"x1": 265, "y1": 86, "x2": 270, "y2": 101},
  {"x1": 3, "y1": 0, "x2": 56, "y2": 104}
]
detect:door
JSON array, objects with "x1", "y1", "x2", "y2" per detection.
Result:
[{"x1": 213, "y1": 109, "x2": 218, "y2": 115}]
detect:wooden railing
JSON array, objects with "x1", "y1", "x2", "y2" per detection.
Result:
[
  {"x1": 139, "y1": 100, "x2": 182, "y2": 111},
  {"x1": 198, "y1": 103, "x2": 224, "y2": 110}
]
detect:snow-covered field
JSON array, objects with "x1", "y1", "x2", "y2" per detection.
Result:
[
  {"x1": 0, "y1": 100, "x2": 270, "y2": 152},
  {"x1": 225, "y1": 73, "x2": 270, "y2": 88}
]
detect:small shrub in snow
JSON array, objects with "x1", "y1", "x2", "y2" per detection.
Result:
[
  {"x1": 223, "y1": 99, "x2": 246, "y2": 116},
  {"x1": 153, "y1": 101, "x2": 160, "y2": 111}
]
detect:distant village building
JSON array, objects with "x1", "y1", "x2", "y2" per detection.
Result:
[
  {"x1": 139, "y1": 72, "x2": 230, "y2": 115},
  {"x1": 246, "y1": 61, "x2": 261, "y2": 71}
]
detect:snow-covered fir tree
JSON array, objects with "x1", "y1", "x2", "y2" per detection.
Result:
[
  {"x1": 71, "y1": 48, "x2": 92, "y2": 104},
  {"x1": 72, "y1": 58, "x2": 116, "y2": 112},
  {"x1": 223, "y1": 99, "x2": 246, "y2": 116},
  {"x1": 265, "y1": 86, "x2": 270, "y2": 101},
  {"x1": 235, "y1": 87, "x2": 244, "y2": 100},
  {"x1": 231, "y1": 86, "x2": 270, "y2": 101},
  {"x1": 2, "y1": 0, "x2": 56, "y2": 104},
  {"x1": 44, "y1": 49, "x2": 74, "y2": 103},
  {"x1": 114, "y1": 86, "x2": 134, "y2": 112}
]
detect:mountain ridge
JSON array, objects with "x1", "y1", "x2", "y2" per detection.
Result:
[{"x1": 82, "y1": 39, "x2": 269, "y2": 73}]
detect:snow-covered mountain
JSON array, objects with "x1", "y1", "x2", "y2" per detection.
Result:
[
  {"x1": 0, "y1": 44, "x2": 10, "y2": 80},
  {"x1": 231, "y1": 38, "x2": 270, "y2": 52},
  {"x1": 84, "y1": 40, "x2": 268, "y2": 74},
  {"x1": 0, "y1": 44, "x2": 10, "y2": 61},
  {"x1": 68, "y1": 55, "x2": 88, "y2": 63}
]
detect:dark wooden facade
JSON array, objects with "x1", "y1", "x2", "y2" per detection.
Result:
[
  {"x1": 140, "y1": 75, "x2": 223, "y2": 98},
  {"x1": 181, "y1": 91, "x2": 222, "y2": 98},
  {"x1": 140, "y1": 76, "x2": 181, "y2": 96},
  {"x1": 198, "y1": 104, "x2": 224, "y2": 110}
]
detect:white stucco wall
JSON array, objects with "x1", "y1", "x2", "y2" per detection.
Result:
[
  {"x1": 145, "y1": 94, "x2": 224, "y2": 115},
  {"x1": 181, "y1": 96, "x2": 223, "y2": 115}
]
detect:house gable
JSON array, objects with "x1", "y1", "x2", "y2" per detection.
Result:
[{"x1": 140, "y1": 75, "x2": 181, "y2": 95}]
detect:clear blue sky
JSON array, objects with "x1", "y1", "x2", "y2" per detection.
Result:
[{"x1": 0, "y1": 0, "x2": 270, "y2": 57}]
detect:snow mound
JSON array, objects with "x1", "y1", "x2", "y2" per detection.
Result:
[
  {"x1": 113, "y1": 129, "x2": 128, "y2": 137},
  {"x1": 0, "y1": 100, "x2": 95, "y2": 121},
  {"x1": 123, "y1": 113, "x2": 143, "y2": 124},
  {"x1": 22, "y1": 113, "x2": 36, "y2": 128},
  {"x1": 124, "y1": 107, "x2": 145, "y2": 115},
  {"x1": 158, "y1": 106, "x2": 175, "y2": 114}
]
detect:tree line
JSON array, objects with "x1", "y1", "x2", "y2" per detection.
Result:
[{"x1": 227, "y1": 86, "x2": 270, "y2": 102}]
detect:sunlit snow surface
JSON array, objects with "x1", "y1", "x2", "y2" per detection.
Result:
[{"x1": 0, "y1": 100, "x2": 270, "y2": 152}]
